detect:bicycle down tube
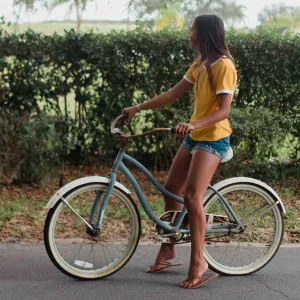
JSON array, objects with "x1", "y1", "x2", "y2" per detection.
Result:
[{"x1": 94, "y1": 149, "x2": 243, "y2": 234}]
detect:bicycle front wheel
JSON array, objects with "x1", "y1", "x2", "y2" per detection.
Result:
[
  {"x1": 204, "y1": 182, "x2": 284, "y2": 276},
  {"x1": 44, "y1": 183, "x2": 141, "y2": 280}
]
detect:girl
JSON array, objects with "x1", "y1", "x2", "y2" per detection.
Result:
[{"x1": 122, "y1": 14, "x2": 237, "y2": 289}]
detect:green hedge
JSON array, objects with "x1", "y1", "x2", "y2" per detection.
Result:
[
  {"x1": 0, "y1": 27, "x2": 299, "y2": 167},
  {"x1": 0, "y1": 109, "x2": 72, "y2": 183}
]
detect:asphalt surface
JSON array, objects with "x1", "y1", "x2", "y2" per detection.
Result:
[{"x1": 0, "y1": 242, "x2": 299, "y2": 300}]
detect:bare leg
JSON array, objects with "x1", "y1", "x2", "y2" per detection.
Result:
[
  {"x1": 147, "y1": 146, "x2": 192, "y2": 272},
  {"x1": 178, "y1": 150, "x2": 220, "y2": 288}
]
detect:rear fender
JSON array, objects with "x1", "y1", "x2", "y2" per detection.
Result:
[{"x1": 203, "y1": 177, "x2": 286, "y2": 213}]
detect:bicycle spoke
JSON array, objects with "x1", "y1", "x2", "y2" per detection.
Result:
[
  {"x1": 71, "y1": 240, "x2": 85, "y2": 263},
  {"x1": 242, "y1": 233, "x2": 268, "y2": 256},
  {"x1": 240, "y1": 204, "x2": 268, "y2": 222},
  {"x1": 230, "y1": 242, "x2": 239, "y2": 267},
  {"x1": 244, "y1": 203, "x2": 278, "y2": 229},
  {"x1": 217, "y1": 241, "x2": 231, "y2": 263},
  {"x1": 61, "y1": 197, "x2": 93, "y2": 231}
]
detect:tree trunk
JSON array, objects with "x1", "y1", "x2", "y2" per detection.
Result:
[
  {"x1": 75, "y1": 1, "x2": 83, "y2": 30},
  {"x1": 76, "y1": 13, "x2": 83, "y2": 30}
]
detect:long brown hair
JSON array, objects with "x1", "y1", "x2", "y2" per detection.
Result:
[{"x1": 194, "y1": 15, "x2": 232, "y2": 90}]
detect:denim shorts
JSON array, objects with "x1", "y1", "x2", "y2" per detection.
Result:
[{"x1": 181, "y1": 135, "x2": 230, "y2": 159}]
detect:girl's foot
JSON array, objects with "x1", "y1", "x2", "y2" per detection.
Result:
[
  {"x1": 146, "y1": 244, "x2": 177, "y2": 272},
  {"x1": 178, "y1": 273, "x2": 218, "y2": 289},
  {"x1": 178, "y1": 260, "x2": 216, "y2": 289}
]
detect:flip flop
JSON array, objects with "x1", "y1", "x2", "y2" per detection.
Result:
[
  {"x1": 178, "y1": 273, "x2": 219, "y2": 289},
  {"x1": 145, "y1": 261, "x2": 184, "y2": 273}
]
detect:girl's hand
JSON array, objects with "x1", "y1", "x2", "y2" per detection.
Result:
[
  {"x1": 122, "y1": 106, "x2": 138, "y2": 124},
  {"x1": 175, "y1": 122, "x2": 195, "y2": 137}
]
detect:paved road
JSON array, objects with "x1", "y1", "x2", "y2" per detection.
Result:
[{"x1": 0, "y1": 242, "x2": 299, "y2": 300}]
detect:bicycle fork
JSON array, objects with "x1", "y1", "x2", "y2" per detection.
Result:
[{"x1": 89, "y1": 151, "x2": 125, "y2": 230}]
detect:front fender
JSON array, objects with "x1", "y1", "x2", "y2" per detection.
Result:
[
  {"x1": 203, "y1": 177, "x2": 286, "y2": 214},
  {"x1": 45, "y1": 176, "x2": 131, "y2": 209}
]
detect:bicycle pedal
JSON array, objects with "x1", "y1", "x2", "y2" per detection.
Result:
[{"x1": 153, "y1": 235, "x2": 171, "y2": 244}]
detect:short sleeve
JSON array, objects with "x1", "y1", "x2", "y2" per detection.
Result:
[
  {"x1": 184, "y1": 66, "x2": 195, "y2": 84},
  {"x1": 214, "y1": 63, "x2": 237, "y2": 95},
  {"x1": 183, "y1": 61, "x2": 198, "y2": 84}
]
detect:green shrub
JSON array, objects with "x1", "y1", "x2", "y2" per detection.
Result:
[
  {"x1": 230, "y1": 107, "x2": 292, "y2": 160},
  {"x1": 222, "y1": 158, "x2": 300, "y2": 180},
  {"x1": 0, "y1": 110, "x2": 21, "y2": 182},
  {"x1": 217, "y1": 107, "x2": 295, "y2": 179},
  {"x1": 0, "y1": 109, "x2": 74, "y2": 184}
]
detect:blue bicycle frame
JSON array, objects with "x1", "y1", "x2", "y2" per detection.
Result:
[{"x1": 91, "y1": 149, "x2": 243, "y2": 235}]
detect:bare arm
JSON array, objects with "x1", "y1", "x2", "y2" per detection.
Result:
[{"x1": 122, "y1": 79, "x2": 193, "y2": 123}]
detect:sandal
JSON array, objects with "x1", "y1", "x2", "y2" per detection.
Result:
[
  {"x1": 146, "y1": 261, "x2": 184, "y2": 273},
  {"x1": 178, "y1": 273, "x2": 219, "y2": 289}
]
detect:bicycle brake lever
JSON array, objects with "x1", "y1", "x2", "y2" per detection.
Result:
[{"x1": 111, "y1": 128, "x2": 123, "y2": 135}]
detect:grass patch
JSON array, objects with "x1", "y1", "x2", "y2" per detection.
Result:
[
  {"x1": 137, "y1": 196, "x2": 165, "y2": 236},
  {"x1": 0, "y1": 197, "x2": 43, "y2": 222}
]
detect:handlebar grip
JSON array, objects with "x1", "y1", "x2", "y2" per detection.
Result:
[{"x1": 170, "y1": 128, "x2": 193, "y2": 135}]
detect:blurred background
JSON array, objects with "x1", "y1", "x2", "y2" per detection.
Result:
[{"x1": 1, "y1": 0, "x2": 300, "y2": 33}]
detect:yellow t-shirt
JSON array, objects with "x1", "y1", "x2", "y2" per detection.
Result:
[{"x1": 184, "y1": 56, "x2": 237, "y2": 141}]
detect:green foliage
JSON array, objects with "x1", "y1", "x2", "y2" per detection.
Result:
[
  {"x1": 230, "y1": 107, "x2": 292, "y2": 160},
  {"x1": 222, "y1": 107, "x2": 298, "y2": 180},
  {"x1": 0, "y1": 27, "x2": 299, "y2": 177},
  {"x1": 13, "y1": 0, "x2": 48, "y2": 11},
  {"x1": 0, "y1": 110, "x2": 21, "y2": 182},
  {"x1": 258, "y1": 3, "x2": 300, "y2": 33},
  {"x1": 18, "y1": 114, "x2": 73, "y2": 183},
  {"x1": 0, "y1": 109, "x2": 73, "y2": 183},
  {"x1": 222, "y1": 157, "x2": 300, "y2": 180},
  {"x1": 258, "y1": 3, "x2": 291, "y2": 24}
]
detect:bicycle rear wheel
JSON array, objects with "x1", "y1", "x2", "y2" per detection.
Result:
[
  {"x1": 44, "y1": 183, "x2": 141, "y2": 280},
  {"x1": 204, "y1": 182, "x2": 284, "y2": 276}
]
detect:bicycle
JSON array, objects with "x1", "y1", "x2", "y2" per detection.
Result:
[{"x1": 44, "y1": 114, "x2": 285, "y2": 280}]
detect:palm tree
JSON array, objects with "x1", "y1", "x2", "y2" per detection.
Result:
[
  {"x1": 155, "y1": 1, "x2": 184, "y2": 30},
  {"x1": 183, "y1": 0, "x2": 220, "y2": 25},
  {"x1": 13, "y1": 0, "x2": 37, "y2": 10},
  {"x1": 260, "y1": 6, "x2": 300, "y2": 34},
  {"x1": 258, "y1": 3, "x2": 290, "y2": 25},
  {"x1": 218, "y1": 1, "x2": 246, "y2": 27},
  {"x1": 183, "y1": 0, "x2": 246, "y2": 27},
  {"x1": 127, "y1": 0, "x2": 179, "y2": 19},
  {"x1": 13, "y1": 0, "x2": 47, "y2": 24},
  {"x1": 50, "y1": 0, "x2": 93, "y2": 30}
]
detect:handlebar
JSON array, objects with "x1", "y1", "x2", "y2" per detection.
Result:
[{"x1": 111, "y1": 115, "x2": 175, "y2": 139}]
